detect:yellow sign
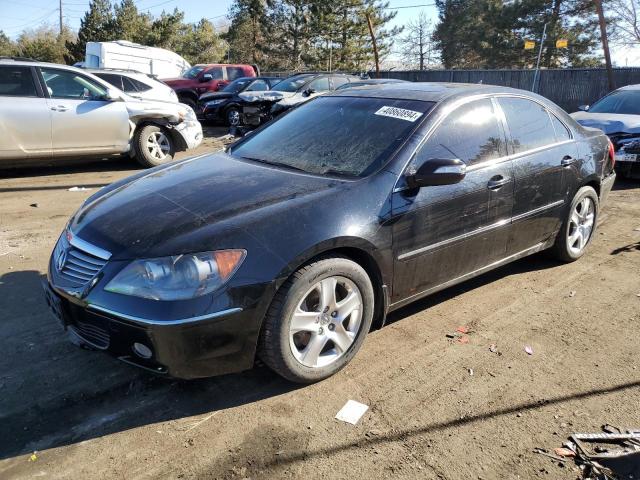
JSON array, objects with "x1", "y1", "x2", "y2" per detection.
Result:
[
  {"x1": 556, "y1": 39, "x2": 568, "y2": 48},
  {"x1": 524, "y1": 40, "x2": 535, "y2": 50}
]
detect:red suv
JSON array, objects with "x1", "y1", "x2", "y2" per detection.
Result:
[{"x1": 164, "y1": 64, "x2": 258, "y2": 108}]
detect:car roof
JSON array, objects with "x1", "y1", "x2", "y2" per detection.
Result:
[
  {"x1": 329, "y1": 82, "x2": 535, "y2": 103},
  {"x1": 617, "y1": 84, "x2": 640, "y2": 91}
]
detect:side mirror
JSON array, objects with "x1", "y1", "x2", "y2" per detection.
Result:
[
  {"x1": 303, "y1": 87, "x2": 315, "y2": 97},
  {"x1": 578, "y1": 104, "x2": 590, "y2": 111},
  {"x1": 406, "y1": 158, "x2": 466, "y2": 188},
  {"x1": 103, "y1": 88, "x2": 123, "y2": 101},
  {"x1": 201, "y1": 73, "x2": 213, "y2": 83}
]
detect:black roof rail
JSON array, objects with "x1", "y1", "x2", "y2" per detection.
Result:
[{"x1": 0, "y1": 56, "x2": 39, "y2": 62}]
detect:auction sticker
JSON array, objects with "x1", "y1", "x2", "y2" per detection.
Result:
[{"x1": 374, "y1": 106, "x2": 423, "y2": 122}]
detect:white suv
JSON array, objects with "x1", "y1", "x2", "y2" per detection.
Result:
[
  {"x1": 0, "y1": 58, "x2": 202, "y2": 168},
  {"x1": 86, "y1": 68, "x2": 179, "y2": 103}
]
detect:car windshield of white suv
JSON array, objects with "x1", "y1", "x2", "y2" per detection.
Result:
[
  {"x1": 182, "y1": 66, "x2": 205, "y2": 79},
  {"x1": 589, "y1": 90, "x2": 640, "y2": 115},
  {"x1": 272, "y1": 74, "x2": 314, "y2": 93},
  {"x1": 231, "y1": 96, "x2": 434, "y2": 177}
]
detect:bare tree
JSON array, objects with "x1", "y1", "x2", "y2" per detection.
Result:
[
  {"x1": 609, "y1": 0, "x2": 640, "y2": 46},
  {"x1": 399, "y1": 11, "x2": 435, "y2": 70}
]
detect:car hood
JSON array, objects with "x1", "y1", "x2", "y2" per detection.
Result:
[
  {"x1": 70, "y1": 153, "x2": 341, "y2": 260},
  {"x1": 199, "y1": 92, "x2": 233, "y2": 103},
  {"x1": 571, "y1": 111, "x2": 640, "y2": 135},
  {"x1": 163, "y1": 78, "x2": 197, "y2": 89},
  {"x1": 238, "y1": 90, "x2": 295, "y2": 103},
  {"x1": 123, "y1": 96, "x2": 190, "y2": 122}
]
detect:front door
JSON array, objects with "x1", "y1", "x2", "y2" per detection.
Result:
[
  {"x1": 496, "y1": 96, "x2": 577, "y2": 255},
  {"x1": 39, "y1": 67, "x2": 129, "y2": 156},
  {"x1": 391, "y1": 97, "x2": 514, "y2": 305}
]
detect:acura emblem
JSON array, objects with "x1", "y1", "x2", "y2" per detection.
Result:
[{"x1": 56, "y1": 248, "x2": 67, "y2": 272}]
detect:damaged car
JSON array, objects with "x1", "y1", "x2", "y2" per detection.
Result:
[
  {"x1": 0, "y1": 58, "x2": 202, "y2": 168},
  {"x1": 571, "y1": 84, "x2": 640, "y2": 178},
  {"x1": 44, "y1": 83, "x2": 615, "y2": 384},
  {"x1": 238, "y1": 72, "x2": 359, "y2": 128}
]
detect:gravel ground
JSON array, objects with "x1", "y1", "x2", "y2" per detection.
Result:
[{"x1": 1, "y1": 130, "x2": 639, "y2": 479}]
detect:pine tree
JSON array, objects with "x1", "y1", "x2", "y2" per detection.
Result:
[
  {"x1": 110, "y1": 0, "x2": 151, "y2": 44},
  {"x1": 65, "y1": 0, "x2": 114, "y2": 63}
]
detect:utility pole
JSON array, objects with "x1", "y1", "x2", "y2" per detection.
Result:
[
  {"x1": 531, "y1": 22, "x2": 547, "y2": 92},
  {"x1": 365, "y1": 12, "x2": 380, "y2": 77},
  {"x1": 59, "y1": 0, "x2": 63, "y2": 35},
  {"x1": 594, "y1": 0, "x2": 615, "y2": 90}
]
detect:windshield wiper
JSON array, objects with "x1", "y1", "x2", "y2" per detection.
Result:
[{"x1": 240, "y1": 156, "x2": 310, "y2": 174}]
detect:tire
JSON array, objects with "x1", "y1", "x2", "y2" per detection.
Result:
[
  {"x1": 551, "y1": 186, "x2": 599, "y2": 262},
  {"x1": 134, "y1": 124, "x2": 175, "y2": 168},
  {"x1": 258, "y1": 256, "x2": 375, "y2": 383},
  {"x1": 226, "y1": 107, "x2": 241, "y2": 127}
]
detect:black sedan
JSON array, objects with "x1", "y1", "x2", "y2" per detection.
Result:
[
  {"x1": 197, "y1": 76, "x2": 281, "y2": 125},
  {"x1": 44, "y1": 83, "x2": 615, "y2": 383}
]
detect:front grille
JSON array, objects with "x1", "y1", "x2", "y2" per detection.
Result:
[
  {"x1": 73, "y1": 320, "x2": 110, "y2": 349},
  {"x1": 53, "y1": 232, "x2": 110, "y2": 288}
]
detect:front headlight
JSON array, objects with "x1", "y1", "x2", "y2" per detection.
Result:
[
  {"x1": 178, "y1": 106, "x2": 196, "y2": 121},
  {"x1": 205, "y1": 99, "x2": 224, "y2": 106},
  {"x1": 105, "y1": 250, "x2": 246, "y2": 300}
]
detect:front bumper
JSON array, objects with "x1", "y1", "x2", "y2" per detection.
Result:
[
  {"x1": 196, "y1": 105, "x2": 224, "y2": 122},
  {"x1": 174, "y1": 120, "x2": 203, "y2": 150}
]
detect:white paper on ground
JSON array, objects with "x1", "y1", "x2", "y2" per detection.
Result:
[{"x1": 335, "y1": 400, "x2": 369, "y2": 425}]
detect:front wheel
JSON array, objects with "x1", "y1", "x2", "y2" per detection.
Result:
[
  {"x1": 226, "y1": 107, "x2": 241, "y2": 126},
  {"x1": 551, "y1": 186, "x2": 599, "y2": 262},
  {"x1": 258, "y1": 256, "x2": 374, "y2": 383},
  {"x1": 134, "y1": 125, "x2": 175, "y2": 168}
]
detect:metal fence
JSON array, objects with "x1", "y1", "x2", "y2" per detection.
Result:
[{"x1": 263, "y1": 68, "x2": 640, "y2": 112}]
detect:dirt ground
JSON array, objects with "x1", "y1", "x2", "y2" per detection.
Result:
[{"x1": 1, "y1": 127, "x2": 639, "y2": 479}]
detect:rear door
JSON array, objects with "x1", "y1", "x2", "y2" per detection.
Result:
[
  {"x1": 497, "y1": 96, "x2": 577, "y2": 255},
  {"x1": 39, "y1": 67, "x2": 129, "y2": 156},
  {"x1": 0, "y1": 65, "x2": 51, "y2": 159},
  {"x1": 392, "y1": 97, "x2": 514, "y2": 304}
]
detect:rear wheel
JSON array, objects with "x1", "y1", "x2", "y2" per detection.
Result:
[
  {"x1": 226, "y1": 107, "x2": 241, "y2": 126},
  {"x1": 551, "y1": 186, "x2": 598, "y2": 262},
  {"x1": 134, "y1": 125, "x2": 175, "y2": 167},
  {"x1": 258, "y1": 256, "x2": 374, "y2": 383}
]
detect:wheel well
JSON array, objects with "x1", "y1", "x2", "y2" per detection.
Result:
[
  {"x1": 134, "y1": 120, "x2": 186, "y2": 151},
  {"x1": 583, "y1": 179, "x2": 600, "y2": 197},
  {"x1": 177, "y1": 91, "x2": 197, "y2": 102}
]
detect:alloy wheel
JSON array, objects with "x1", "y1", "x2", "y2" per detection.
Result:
[
  {"x1": 227, "y1": 109, "x2": 240, "y2": 126},
  {"x1": 567, "y1": 197, "x2": 595, "y2": 256},
  {"x1": 146, "y1": 131, "x2": 171, "y2": 161},
  {"x1": 289, "y1": 276, "x2": 363, "y2": 368}
]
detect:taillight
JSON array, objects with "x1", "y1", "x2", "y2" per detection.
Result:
[{"x1": 608, "y1": 138, "x2": 615, "y2": 168}]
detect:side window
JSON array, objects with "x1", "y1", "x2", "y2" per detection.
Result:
[
  {"x1": 205, "y1": 67, "x2": 224, "y2": 80},
  {"x1": 129, "y1": 78, "x2": 152, "y2": 92},
  {"x1": 416, "y1": 98, "x2": 506, "y2": 166},
  {"x1": 120, "y1": 76, "x2": 138, "y2": 92},
  {"x1": 227, "y1": 67, "x2": 245, "y2": 81},
  {"x1": 308, "y1": 77, "x2": 330, "y2": 92},
  {"x1": 498, "y1": 97, "x2": 557, "y2": 153},
  {"x1": 549, "y1": 112, "x2": 571, "y2": 142},
  {"x1": 94, "y1": 73, "x2": 123, "y2": 90},
  {"x1": 331, "y1": 76, "x2": 349, "y2": 90},
  {"x1": 246, "y1": 79, "x2": 269, "y2": 92},
  {"x1": 0, "y1": 66, "x2": 38, "y2": 97},
  {"x1": 41, "y1": 68, "x2": 107, "y2": 100}
]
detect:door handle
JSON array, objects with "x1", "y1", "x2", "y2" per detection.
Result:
[
  {"x1": 561, "y1": 155, "x2": 576, "y2": 167},
  {"x1": 487, "y1": 175, "x2": 509, "y2": 190}
]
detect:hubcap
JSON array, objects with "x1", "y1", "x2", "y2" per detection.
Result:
[
  {"x1": 567, "y1": 197, "x2": 595, "y2": 255},
  {"x1": 146, "y1": 131, "x2": 170, "y2": 160},
  {"x1": 228, "y1": 109, "x2": 240, "y2": 126},
  {"x1": 289, "y1": 276, "x2": 363, "y2": 368}
]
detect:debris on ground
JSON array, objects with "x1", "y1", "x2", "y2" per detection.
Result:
[
  {"x1": 29, "y1": 203, "x2": 38, "y2": 208},
  {"x1": 335, "y1": 400, "x2": 369, "y2": 425},
  {"x1": 538, "y1": 426, "x2": 640, "y2": 479},
  {"x1": 28, "y1": 452, "x2": 37, "y2": 462},
  {"x1": 524, "y1": 345, "x2": 534, "y2": 355},
  {"x1": 458, "y1": 335, "x2": 470, "y2": 344},
  {"x1": 456, "y1": 326, "x2": 469, "y2": 334},
  {"x1": 468, "y1": 368, "x2": 474, "y2": 376},
  {"x1": 569, "y1": 291, "x2": 576, "y2": 298},
  {"x1": 67, "y1": 186, "x2": 90, "y2": 192},
  {"x1": 489, "y1": 343, "x2": 498, "y2": 353}
]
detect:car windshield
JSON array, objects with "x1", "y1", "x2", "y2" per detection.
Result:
[
  {"x1": 272, "y1": 74, "x2": 314, "y2": 92},
  {"x1": 231, "y1": 96, "x2": 434, "y2": 177},
  {"x1": 589, "y1": 90, "x2": 640, "y2": 115},
  {"x1": 182, "y1": 66, "x2": 205, "y2": 79},
  {"x1": 222, "y1": 78, "x2": 252, "y2": 93}
]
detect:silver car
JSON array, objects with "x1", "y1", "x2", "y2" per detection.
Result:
[{"x1": 0, "y1": 58, "x2": 203, "y2": 168}]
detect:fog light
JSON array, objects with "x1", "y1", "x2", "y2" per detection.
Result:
[{"x1": 133, "y1": 342, "x2": 153, "y2": 359}]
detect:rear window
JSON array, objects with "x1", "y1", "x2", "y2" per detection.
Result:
[
  {"x1": 231, "y1": 96, "x2": 434, "y2": 177},
  {"x1": 0, "y1": 66, "x2": 37, "y2": 97}
]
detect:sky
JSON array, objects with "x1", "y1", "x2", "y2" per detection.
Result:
[{"x1": 0, "y1": 0, "x2": 637, "y2": 66}]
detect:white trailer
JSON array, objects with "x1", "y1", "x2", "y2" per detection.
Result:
[{"x1": 84, "y1": 41, "x2": 190, "y2": 79}]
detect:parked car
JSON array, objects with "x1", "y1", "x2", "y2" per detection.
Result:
[
  {"x1": 0, "y1": 58, "x2": 202, "y2": 168},
  {"x1": 239, "y1": 72, "x2": 360, "y2": 127},
  {"x1": 164, "y1": 64, "x2": 259, "y2": 108},
  {"x1": 197, "y1": 76, "x2": 282, "y2": 126},
  {"x1": 84, "y1": 40, "x2": 191, "y2": 79},
  {"x1": 86, "y1": 68, "x2": 179, "y2": 103},
  {"x1": 44, "y1": 83, "x2": 615, "y2": 384},
  {"x1": 335, "y1": 78, "x2": 409, "y2": 90},
  {"x1": 571, "y1": 85, "x2": 640, "y2": 178}
]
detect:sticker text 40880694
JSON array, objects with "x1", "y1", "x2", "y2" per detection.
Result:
[{"x1": 374, "y1": 106, "x2": 423, "y2": 122}]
